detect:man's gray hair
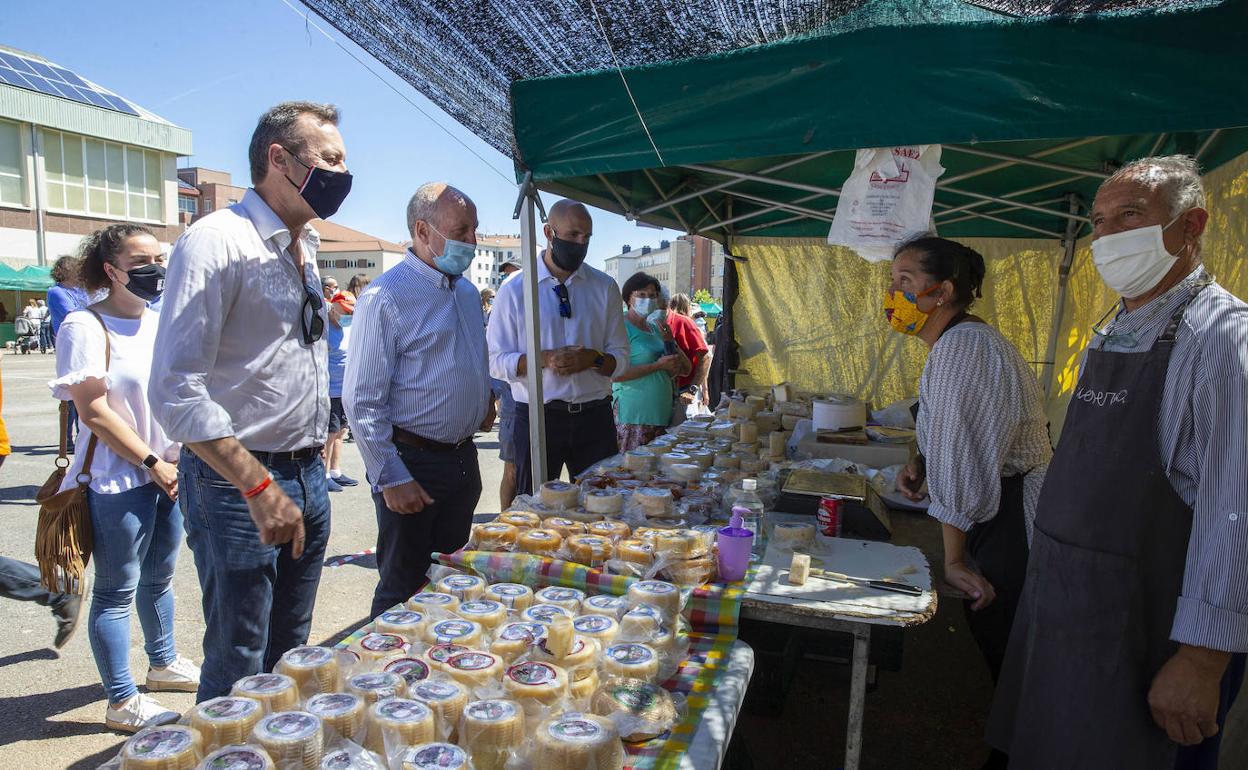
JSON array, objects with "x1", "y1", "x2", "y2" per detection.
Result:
[
  {"x1": 248, "y1": 101, "x2": 340, "y2": 184},
  {"x1": 406, "y1": 182, "x2": 470, "y2": 234},
  {"x1": 1101, "y1": 154, "x2": 1205, "y2": 218}
]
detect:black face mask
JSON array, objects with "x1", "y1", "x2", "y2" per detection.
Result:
[
  {"x1": 282, "y1": 147, "x2": 353, "y2": 220},
  {"x1": 549, "y1": 235, "x2": 589, "y2": 273},
  {"x1": 122, "y1": 264, "x2": 165, "y2": 302}
]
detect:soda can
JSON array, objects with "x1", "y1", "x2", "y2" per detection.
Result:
[{"x1": 817, "y1": 496, "x2": 843, "y2": 537}]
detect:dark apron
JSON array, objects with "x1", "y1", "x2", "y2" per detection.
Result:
[{"x1": 988, "y1": 291, "x2": 1205, "y2": 769}]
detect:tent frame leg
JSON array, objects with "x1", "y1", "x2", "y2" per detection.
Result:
[
  {"x1": 512, "y1": 172, "x2": 548, "y2": 493},
  {"x1": 1042, "y1": 193, "x2": 1084, "y2": 398}
]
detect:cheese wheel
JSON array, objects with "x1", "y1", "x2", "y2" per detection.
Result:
[
  {"x1": 569, "y1": 667, "x2": 600, "y2": 705},
  {"x1": 251, "y1": 711, "x2": 323, "y2": 769},
  {"x1": 773, "y1": 521, "x2": 816, "y2": 550},
  {"x1": 581, "y1": 594, "x2": 627, "y2": 619},
  {"x1": 374, "y1": 609, "x2": 428, "y2": 643},
  {"x1": 407, "y1": 679, "x2": 470, "y2": 737},
  {"x1": 543, "y1": 615, "x2": 575, "y2": 658},
  {"x1": 627, "y1": 580, "x2": 682, "y2": 619},
  {"x1": 646, "y1": 442, "x2": 673, "y2": 456},
  {"x1": 602, "y1": 643, "x2": 661, "y2": 683},
  {"x1": 232, "y1": 674, "x2": 299, "y2": 713},
  {"x1": 781, "y1": 413, "x2": 802, "y2": 431},
  {"x1": 739, "y1": 422, "x2": 760, "y2": 444},
  {"x1": 618, "y1": 605, "x2": 663, "y2": 639},
  {"x1": 554, "y1": 507, "x2": 603, "y2": 524},
  {"x1": 541, "y1": 517, "x2": 586, "y2": 539},
  {"x1": 650, "y1": 625, "x2": 678, "y2": 656},
  {"x1": 615, "y1": 539, "x2": 655, "y2": 566},
  {"x1": 533, "y1": 586, "x2": 586, "y2": 613},
  {"x1": 652, "y1": 530, "x2": 705, "y2": 561},
  {"x1": 634, "y1": 488, "x2": 673, "y2": 517},
  {"x1": 517, "y1": 528, "x2": 564, "y2": 556},
  {"x1": 668, "y1": 463, "x2": 703, "y2": 482},
  {"x1": 768, "y1": 430, "x2": 787, "y2": 457},
  {"x1": 435, "y1": 574, "x2": 486, "y2": 602},
  {"x1": 687, "y1": 449, "x2": 715, "y2": 469},
  {"x1": 305, "y1": 692, "x2": 367, "y2": 743},
  {"x1": 586, "y1": 519, "x2": 630, "y2": 539},
  {"x1": 689, "y1": 524, "x2": 719, "y2": 552},
  {"x1": 405, "y1": 591, "x2": 460, "y2": 615},
  {"x1": 398, "y1": 743, "x2": 470, "y2": 770},
  {"x1": 276, "y1": 646, "x2": 341, "y2": 695},
  {"x1": 346, "y1": 672, "x2": 408, "y2": 704},
  {"x1": 584, "y1": 489, "x2": 625, "y2": 515},
  {"x1": 353, "y1": 632, "x2": 409, "y2": 664},
  {"x1": 489, "y1": 621, "x2": 544, "y2": 661},
  {"x1": 485, "y1": 582, "x2": 534, "y2": 611},
  {"x1": 199, "y1": 745, "x2": 275, "y2": 770},
  {"x1": 592, "y1": 678, "x2": 679, "y2": 742},
  {"x1": 365, "y1": 698, "x2": 436, "y2": 756},
  {"x1": 726, "y1": 399, "x2": 751, "y2": 420},
  {"x1": 713, "y1": 453, "x2": 739, "y2": 470},
  {"x1": 539, "y1": 480, "x2": 581, "y2": 509},
  {"x1": 319, "y1": 748, "x2": 379, "y2": 769},
  {"x1": 497, "y1": 511, "x2": 541, "y2": 529},
  {"x1": 740, "y1": 457, "x2": 769, "y2": 474},
  {"x1": 456, "y1": 599, "x2": 508, "y2": 630},
  {"x1": 121, "y1": 725, "x2": 202, "y2": 770},
  {"x1": 384, "y1": 656, "x2": 433, "y2": 688},
  {"x1": 566, "y1": 534, "x2": 614, "y2": 567},
  {"x1": 572, "y1": 614, "x2": 620, "y2": 647},
  {"x1": 533, "y1": 633, "x2": 598, "y2": 678},
  {"x1": 662, "y1": 556, "x2": 716, "y2": 586},
  {"x1": 424, "y1": 618, "x2": 484, "y2": 647},
  {"x1": 532, "y1": 713, "x2": 624, "y2": 770},
  {"x1": 459, "y1": 699, "x2": 525, "y2": 770},
  {"x1": 755, "y1": 410, "x2": 782, "y2": 433},
  {"x1": 502, "y1": 661, "x2": 568, "y2": 706},
  {"x1": 189, "y1": 696, "x2": 262, "y2": 750},
  {"x1": 521, "y1": 603, "x2": 572, "y2": 625},
  {"x1": 659, "y1": 451, "x2": 692, "y2": 470},
  {"x1": 789, "y1": 553, "x2": 812, "y2": 586},
  {"x1": 472, "y1": 522, "x2": 519, "y2": 551},
  {"x1": 423, "y1": 643, "x2": 471, "y2": 673},
  {"x1": 623, "y1": 448, "x2": 656, "y2": 472},
  {"x1": 444, "y1": 650, "x2": 504, "y2": 688}
]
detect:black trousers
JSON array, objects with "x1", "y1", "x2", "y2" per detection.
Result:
[
  {"x1": 370, "y1": 442, "x2": 481, "y2": 617},
  {"x1": 513, "y1": 399, "x2": 619, "y2": 497},
  {"x1": 964, "y1": 474, "x2": 1030, "y2": 683}
]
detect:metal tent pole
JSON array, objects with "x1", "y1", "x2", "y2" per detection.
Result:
[
  {"x1": 1042, "y1": 193, "x2": 1084, "y2": 398},
  {"x1": 513, "y1": 172, "x2": 548, "y2": 491}
]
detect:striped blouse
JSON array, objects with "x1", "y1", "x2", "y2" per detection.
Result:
[{"x1": 1089, "y1": 266, "x2": 1248, "y2": 653}]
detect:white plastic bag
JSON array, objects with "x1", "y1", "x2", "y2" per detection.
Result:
[{"x1": 827, "y1": 145, "x2": 945, "y2": 262}]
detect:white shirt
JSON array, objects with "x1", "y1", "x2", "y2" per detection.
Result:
[
  {"x1": 50, "y1": 308, "x2": 179, "y2": 494},
  {"x1": 487, "y1": 254, "x2": 630, "y2": 404},
  {"x1": 343, "y1": 251, "x2": 490, "y2": 491},
  {"x1": 149, "y1": 189, "x2": 329, "y2": 452}
]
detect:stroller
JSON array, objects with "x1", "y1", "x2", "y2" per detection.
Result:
[{"x1": 14, "y1": 316, "x2": 40, "y2": 353}]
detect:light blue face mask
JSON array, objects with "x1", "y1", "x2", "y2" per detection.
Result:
[
  {"x1": 339, "y1": 314, "x2": 352, "y2": 328},
  {"x1": 426, "y1": 222, "x2": 475, "y2": 275},
  {"x1": 632, "y1": 296, "x2": 657, "y2": 316},
  {"x1": 646, "y1": 308, "x2": 666, "y2": 333}
]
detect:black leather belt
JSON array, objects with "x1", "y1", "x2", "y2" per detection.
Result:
[
  {"x1": 543, "y1": 396, "x2": 612, "y2": 414},
  {"x1": 393, "y1": 426, "x2": 474, "y2": 452},
  {"x1": 250, "y1": 446, "x2": 323, "y2": 464}
]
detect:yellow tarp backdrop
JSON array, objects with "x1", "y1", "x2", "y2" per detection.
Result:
[{"x1": 732, "y1": 149, "x2": 1248, "y2": 439}]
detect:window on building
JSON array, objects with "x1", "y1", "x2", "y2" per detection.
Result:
[
  {"x1": 203, "y1": 200, "x2": 213, "y2": 213},
  {"x1": 41, "y1": 128, "x2": 162, "y2": 221},
  {"x1": 227, "y1": 198, "x2": 238, "y2": 205},
  {"x1": 0, "y1": 120, "x2": 24, "y2": 206},
  {"x1": 178, "y1": 196, "x2": 198, "y2": 215}
]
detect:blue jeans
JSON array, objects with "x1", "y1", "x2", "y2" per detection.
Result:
[
  {"x1": 0, "y1": 555, "x2": 73, "y2": 608},
  {"x1": 179, "y1": 448, "x2": 330, "y2": 702},
  {"x1": 87, "y1": 483, "x2": 182, "y2": 704},
  {"x1": 490, "y1": 378, "x2": 516, "y2": 463}
]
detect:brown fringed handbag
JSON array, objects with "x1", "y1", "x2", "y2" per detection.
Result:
[{"x1": 34, "y1": 310, "x2": 109, "y2": 594}]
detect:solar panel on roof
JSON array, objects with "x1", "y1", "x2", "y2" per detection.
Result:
[{"x1": 0, "y1": 50, "x2": 139, "y2": 116}]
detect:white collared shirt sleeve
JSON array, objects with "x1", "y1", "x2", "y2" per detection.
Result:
[
  {"x1": 487, "y1": 277, "x2": 525, "y2": 383},
  {"x1": 149, "y1": 224, "x2": 240, "y2": 444},
  {"x1": 342, "y1": 288, "x2": 413, "y2": 490},
  {"x1": 602, "y1": 280, "x2": 631, "y2": 377}
]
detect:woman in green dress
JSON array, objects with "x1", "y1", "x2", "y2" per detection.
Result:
[{"x1": 612, "y1": 272, "x2": 690, "y2": 451}]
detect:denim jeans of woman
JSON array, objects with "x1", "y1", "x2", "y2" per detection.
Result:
[{"x1": 87, "y1": 482, "x2": 182, "y2": 704}]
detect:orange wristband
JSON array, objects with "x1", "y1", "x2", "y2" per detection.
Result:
[{"x1": 242, "y1": 474, "x2": 273, "y2": 500}]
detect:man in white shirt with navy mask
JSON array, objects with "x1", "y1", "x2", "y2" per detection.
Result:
[
  {"x1": 488, "y1": 199, "x2": 630, "y2": 496},
  {"x1": 150, "y1": 101, "x2": 349, "y2": 701}
]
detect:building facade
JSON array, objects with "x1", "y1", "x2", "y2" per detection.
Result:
[
  {"x1": 602, "y1": 235, "x2": 726, "y2": 299},
  {"x1": 177, "y1": 167, "x2": 246, "y2": 225},
  {"x1": 470, "y1": 234, "x2": 519, "y2": 291},
  {"x1": 0, "y1": 46, "x2": 192, "y2": 266},
  {"x1": 312, "y1": 219, "x2": 406, "y2": 287}
]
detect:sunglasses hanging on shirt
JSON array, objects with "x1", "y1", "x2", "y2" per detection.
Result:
[
  {"x1": 301, "y1": 286, "x2": 325, "y2": 344},
  {"x1": 553, "y1": 283, "x2": 571, "y2": 318}
]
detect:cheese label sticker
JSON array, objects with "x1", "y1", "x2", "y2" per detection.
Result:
[
  {"x1": 239, "y1": 674, "x2": 288, "y2": 693},
  {"x1": 538, "y1": 587, "x2": 581, "y2": 601},
  {"x1": 410, "y1": 592, "x2": 454, "y2": 605},
  {"x1": 467, "y1": 699, "x2": 517, "y2": 722},
  {"x1": 361, "y1": 633, "x2": 406, "y2": 652},
  {"x1": 540, "y1": 637, "x2": 585, "y2": 657},
  {"x1": 385, "y1": 657, "x2": 431, "y2": 683},
  {"x1": 479, "y1": 524, "x2": 511, "y2": 533},
  {"x1": 449, "y1": 652, "x2": 496, "y2": 671},
  {"x1": 351, "y1": 673, "x2": 399, "y2": 691},
  {"x1": 574, "y1": 615, "x2": 615, "y2": 634},
  {"x1": 377, "y1": 698, "x2": 430, "y2": 721},
  {"x1": 527, "y1": 530, "x2": 554, "y2": 540},
  {"x1": 432, "y1": 620, "x2": 475, "y2": 640},
  {"x1": 586, "y1": 595, "x2": 623, "y2": 610},
  {"x1": 126, "y1": 728, "x2": 194, "y2": 757},
  {"x1": 444, "y1": 575, "x2": 482, "y2": 588},
  {"x1": 509, "y1": 661, "x2": 558, "y2": 686},
  {"x1": 379, "y1": 610, "x2": 423, "y2": 625},
  {"x1": 491, "y1": 584, "x2": 527, "y2": 596},
  {"x1": 261, "y1": 712, "x2": 317, "y2": 739},
  {"x1": 460, "y1": 600, "x2": 502, "y2": 615},
  {"x1": 608, "y1": 644, "x2": 654, "y2": 664},
  {"x1": 611, "y1": 682, "x2": 659, "y2": 711},
  {"x1": 406, "y1": 744, "x2": 467, "y2": 769},
  {"x1": 203, "y1": 747, "x2": 269, "y2": 769},
  {"x1": 414, "y1": 680, "x2": 460, "y2": 701},
  {"x1": 428, "y1": 643, "x2": 468, "y2": 663},
  {"x1": 284, "y1": 645, "x2": 333, "y2": 666},
  {"x1": 498, "y1": 622, "x2": 543, "y2": 642},
  {"x1": 579, "y1": 536, "x2": 608, "y2": 547},
  {"x1": 628, "y1": 604, "x2": 662, "y2": 620},
  {"x1": 636, "y1": 581, "x2": 676, "y2": 593},
  {"x1": 320, "y1": 750, "x2": 354, "y2": 770},
  {"x1": 308, "y1": 692, "x2": 360, "y2": 716},
  {"x1": 549, "y1": 717, "x2": 603, "y2": 742},
  {"x1": 524, "y1": 604, "x2": 569, "y2": 623},
  {"x1": 200, "y1": 696, "x2": 258, "y2": 720}
]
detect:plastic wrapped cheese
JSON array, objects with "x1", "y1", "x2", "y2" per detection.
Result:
[
  {"x1": 251, "y1": 711, "x2": 323, "y2": 769},
  {"x1": 581, "y1": 594, "x2": 627, "y2": 619},
  {"x1": 533, "y1": 633, "x2": 599, "y2": 678},
  {"x1": 713, "y1": 453, "x2": 739, "y2": 470},
  {"x1": 424, "y1": 618, "x2": 484, "y2": 648},
  {"x1": 617, "y1": 606, "x2": 662, "y2": 640},
  {"x1": 490, "y1": 621, "x2": 544, "y2": 661},
  {"x1": 434, "y1": 573, "x2": 486, "y2": 602},
  {"x1": 615, "y1": 539, "x2": 655, "y2": 566},
  {"x1": 444, "y1": 650, "x2": 504, "y2": 688},
  {"x1": 517, "y1": 528, "x2": 564, "y2": 556},
  {"x1": 276, "y1": 645, "x2": 341, "y2": 695},
  {"x1": 688, "y1": 449, "x2": 715, "y2": 469},
  {"x1": 374, "y1": 610, "x2": 428, "y2": 643},
  {"x1": 319, "y1": 747, "x2": 380, "y2": 769},
  {"x1": 542, "y1": 615, "x2": 575, "y2": 658},
  {"x1": 353, "y1": 632, "x2": 409, "y2": 664},
  {"x1": 534, "y1": 586, "x2": 586, "y2": 613},
  {"x1": 456, "y1": 599, "x2": 507, "y2": 630},
  {"x1": 768, "y1": 430, "x2": 787, "y2": 457},
  {"x1": 407, "y1": 679, "x2": 470, "y2": 738},
  {"x1": 591, "y1": 678, "x2": 679, "y2": 742},
  {"x1": 398, "y1": 743, "x2": 470, "y2": 770},
  {"x1": 521, "y1": 603, "x2": 572, "y2": 625},
  {"x1": 668, "y1": 463, "x2": 703, "y2": 482},
  {"x1": 405, "y1": 591, "x2": 459, "y2": 615},
  {"x1": 627, "y1": 580, "x2": 681, "y2": 619},
  {"x1": 502, "y1": 661, "x2": 569, "y2": 706},
  {"x1": 540, "y1": 480, "x2": 581, "y2": 509},
  {"x1": 120, "y1": 725, "x2": 202, "y2": 770},
  {"x1": 459, "y1": 699, "x2": 525, "y2": 770},
  {"x1": 497, "y1": 511, "x2": 542, "y2": 529},
  {"x1": 189, "y1": 696, "x2": 262, "y2": 750},
  {"x1": 385, "y1": 656, "x2": 433, "y2": 688},
  {"x1": 569, "y1": 667, "x2": 600, "y2": 705},
  {"x1": 542, "y1": 517, "x2": 587, "y2": 540},
  {"x1": 485, "y1": 582, "x2": 534, "y2": 611},
  {"x1": 532, "y1": 713, "x2": 625, "y2": 770},
  {"x1": 652, "y1": 530, "x2": 705, "y2": 561},
  {"x1": 634, "y1": 488, "x2": 673, "y2": 518},
  {"x1": 586, "y1": 519, "x2": 630, "y2": 539},
  {"x1": 584, "y1": 489, "x2": 625, "y2": 515},
  {"x1": 623, "y1": 448, "x2": 657, "y2": 473},
  {"x1": 423, "y1": 643, "x2": 471, "y2": 673},
  {"x1": 365, "y1": 698, "x2": 436, "y2": 756},
  {"x1": 572, "y1": 614, "x2": 620, "y2": 647},
  {"x1": 566, "y1": 534, "x2": 614, "y2": 566},
  {"x1": 305, "y1": 692, "x2": 367, "y2": 743},
  {"x1": 662, "y1": 556, "x2": 716, "y2": 586},
  {"x1": 198, "y1": 745, "x2": 275, "y2": 770},
  {"x1": 231, "y1": 674, "x2": 299, "y2": 713},
  {"x1": 738, "y1": 422, "x2": 760, "y2": 444},
  {"x1": 602, "y1": 643, "x2": 661, "y2": 683},
  {"x1": 472, "y1": 522, "x2": 519, "y2": 551},
  {"x1": 755, "y1": 410, "x2": 782, "y2": 434},
  {"x1": 346, "y1": 672, "x2": 408, "y2": 704},
  {"x1": 773, "y1": 521, "x2": 816, "y2": 551}
]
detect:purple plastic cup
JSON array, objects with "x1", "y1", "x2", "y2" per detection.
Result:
[{"x1": 717, "y1": 525, "x2": 754, "y2": 582}]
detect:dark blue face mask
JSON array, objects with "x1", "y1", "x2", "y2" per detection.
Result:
[{"x1": 282, "y1": 147, "x2": 353, "y2": 219}]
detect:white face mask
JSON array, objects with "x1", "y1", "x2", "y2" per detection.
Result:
[
  {"x1": 632, "y1": 296, "x2": 657, "y2": 316},
  {"x1": 1091, "y1": 212, "x2": 1188, "y2": 299}
]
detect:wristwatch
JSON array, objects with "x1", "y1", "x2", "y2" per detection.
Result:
[
  {"x1": 592, "y1": 350, "x2": 606, "y2": 370},
  {"x1": 142, "y1": 454, "x2": 159, "y2": 469}
]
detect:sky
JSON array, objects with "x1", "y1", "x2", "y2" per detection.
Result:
[{"x1": 1, "y1": 0, "x2": 682, "y2": 268}]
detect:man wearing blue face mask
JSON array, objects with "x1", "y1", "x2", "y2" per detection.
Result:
[
  {"x1": 989, "y1": 155, "x2": 1248, "y2": 770},
  {"x1": 343, "y1": 182, "x2": 494, "y2": 616}
]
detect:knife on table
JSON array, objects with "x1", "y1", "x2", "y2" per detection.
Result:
[{"x1": 807, "y1": 569, "x2": 923, "y2": 596}]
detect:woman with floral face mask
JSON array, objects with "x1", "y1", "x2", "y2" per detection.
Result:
[
  {"x1": 611, "y1": 272, "x2": 690, "y2": 451},
  {"x1": 888, "y1": 236, "x2": 1050, "y2": 768}
]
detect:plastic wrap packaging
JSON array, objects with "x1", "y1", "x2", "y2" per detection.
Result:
[
  {"x1": 456, "y1": 599, "x2": 508, "y2": 630},
  {"x1": 103, "y1": 724, "x2": 203, "y2": 770},
  {"x1": 489, "y1": 621, "x2": 544, "y2": 662},
  {"x1": 424, "y1": 618, "x2": 485, "y2": 648},
  {"x1": 591, "y1": 677, "x2": 681, "y2": 742},
  {"x1": 435, "y1": 573, "x2": 487, "y2": 602},
  {"x1": 405, "y1": 591, "x2": 460, "y2": 618},
  {"x1": 458, "y1": 699, "x2": 526, "y2": 770},
  {"x1": 472, "y1": 522, "x2": 519, "y2": 551},
  {"x1": 497, "y1": 510, "x2": 542, "y2": 529},
  {"x1": 484, "y1": 582, "x2": 534, "y2": 611},
  {"x1": 251, "y1": 710, "x2": 324, "y2": 769},
  {"x1": 384, "y1": 656, "x2": 433, "y2": 688},
  {"x1": 502, "y1": 660, "x2": 569, "y2": 711},
  {"x1": 197, "y1": 743, "x2": 276, "y2": 769},
  {"x1": 395, "y1": 742, "x2": 471, "y2": 770},
  {"x1": 318, "y1": 739, "x2": 387, "y2": 769},
  {"x1": 373, "y1": 610, "x2": 429, "y2": 645},
  {"x1": 363, "y1": 697, "x2": 436, "y2": 757},
  {"x1": 539, "y1": 479, "x2": 581, "y2": 508},
  {"x1": 306, "y1": 692, "x2": 368, "y2": 745},
  {"x1": 275, "y1": 646, "x2": 342, "y2": 698},
  {"x1": 581, "y1": 594, "x2": 627, "y2": 619},
  {"x1": 443, "y1": 650, "x2": 506, "y2": 689},
  {"x1": 531, "y1": 712, "x2": 625, "y2": 770},
  {"x1": 423, "y1": 643, "x2": 472, "y2": 673},
  {"x1": 533, "y1": 586, "x2": 585, "y2": 613},
  {"x1": 232, "y1": 673, "x2": 300, "y2": 714},
  {"x1": 516, "y1": 527, "x2": 564, "y2": 556},
  {"x1": 351, "y1": 632, "x2": 410, "y2": 666},
  {"x1": 188, "y1": 696, "x2": 264, "y2": 752},
  {"x1": 521, "y1": 602, "x2": 572, "y2": 625},
  {"x1": 407, "y1": 677, "x2": 470, "y2": 742},
  {"x1": 571, "y1": 614, "x2": 620, "y2": 648},
  {"x1": 345, "y1": 671, "x2": 408, "y2": 704}
]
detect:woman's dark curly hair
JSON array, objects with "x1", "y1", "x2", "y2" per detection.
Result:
[{"x1": 78, "y1": 224, "x2": 154, "y2": 293}]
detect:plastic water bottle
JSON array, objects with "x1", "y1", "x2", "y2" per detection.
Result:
[{"x1": 735, "y1": 479, "x2": 765, "y2": 557}]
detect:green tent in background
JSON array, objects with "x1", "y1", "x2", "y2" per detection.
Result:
[{"x1": 0, "y1": 263, "x2": 50, "y2": 292}]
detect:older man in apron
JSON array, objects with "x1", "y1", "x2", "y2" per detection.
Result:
[{"x1": 988, "y1": 155, "x2": 1248, "y2": 769}]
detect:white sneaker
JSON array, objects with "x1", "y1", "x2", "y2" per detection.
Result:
[
  {"x1": 104, "y1": 693, "x2": 180, "y2": 733},
  {"x1": 145, "y1": 655, "x2": 201, "y2": 693}
]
